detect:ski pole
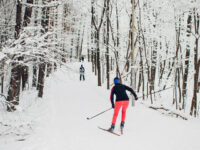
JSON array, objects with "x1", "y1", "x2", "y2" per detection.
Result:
[
  {"x1": 137, "y1": 86, "x2": 173, "y2": 99},
  {"x1": 86, "y1": 107, "x2": 112, "y2": 120}
]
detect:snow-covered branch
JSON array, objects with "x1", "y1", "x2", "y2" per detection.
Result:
[{"x1": 21, "y1": 1, "x2": 61, "y2": 8}]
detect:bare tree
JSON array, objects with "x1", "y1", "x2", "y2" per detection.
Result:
[
  {"x1": 21, "y1": 0, "x2": 34, "y2": 90},
  {"x1": 131, "y1": 0, "x2": 136, "y2": 89},
  {"x1": 106, "y1": 0, "x2": 110, "y2": 89},
  {"x1": 37, "y1": 0, "x2": 50, "y2": 98},
  {"x1": 190, "y1": 10, "x2": 199, "y2": 117},
  {"x1": 182, "y1": 13, "x2": 192, "y2": 107},
  {"x1": 91, "y1": 0, "x2": 106, "y2": 86},
  {"x1": 7, "y1": 0, "x2": 23, "y2": 111}
]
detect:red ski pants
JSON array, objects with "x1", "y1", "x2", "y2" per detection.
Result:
[{"x1": 112, "y1": 101, "x2": 129, "y2": 124}]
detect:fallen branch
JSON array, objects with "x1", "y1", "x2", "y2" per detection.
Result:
[
  {"x1": 149, "y1": 106, "x2": 169, "y2": 111},
  {"x1": 149, "y1": 106, "x2": 188, "y2": 120}
]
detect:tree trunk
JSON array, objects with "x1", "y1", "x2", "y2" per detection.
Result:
[
  {"x1": 79, "y1": 27, "x2": 85, "y2": 58},
  {"x1": 190, "y1": 11, "x2": 199, "y2": 117},
  {"x1": 21, "y1": 66, "x2": 28, "y2": 90},
  {"x1": 91, "y1": 51, "x2": 95, "y2": 72},
  {"x1": 91, "y1": 0, "x2": 106, "y2": 86},
  {"x1": 182, "y1": 13, "x2": 192, "y2": 105},
  {"x1": 23, "y1": 0, "x2": 34, "y2": 26},
  {"x1": 76, "y1": 30, "x2": 80, "y2": 60},
  {"x1": 106, "y1": 0, "x2": 110, "y2": 89},
  {"x1": 15, "y1": 0, "x2": 22, "y2": 39},
  {"x1": 7, "y1": 65, "x2": 22, "y2": 111},
  {"x1": 32, "y1": 65, "x2": 37, "y2": 87},
  {"x1": 1, "y1": 76, "x2": 4, "y2": 94},
  {"x1": 7, "y1": 0, "x2": 23, "y2": 111},
  {"x1": 150, "y1": 40, "x2": 157, "y2": 92},
  {"x1": 54, "y1": 62, "x2": 57, "y2": 71},
  {"x1": 46, "y1": 63, "x2": 52, "y2": 77},
  {"x1": 37, "y1": 0, "x2": 50, "y2": 98},
  {"x1": 37, "y1": 63, "x2": 46, "y2": 98},
  {"x1": 21, "y1": 0, "x2": 34, "y2": 90},
  {"x1": 131, "y1": 0, "x2": 136, "y2": 89},
  {"x1": 97, "y1": 31, "x2": 101, "y2": 86},
  {"x1": 87, "y1": 35, "x2": 90, "y2": 62}
]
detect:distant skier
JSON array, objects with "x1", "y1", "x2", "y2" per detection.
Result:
[
  {"x1": 80, "y1": 65, "x2": 85, "y2": 81},
  {"x1": 109, "y1": 77, "x2": 138, "y2": 132},
  {"x1": 82, "y1": 56, "x2": 84, "y2": 62},
  {"x1": 80, "y1": 56, "x2": 84, "y2": 62}
]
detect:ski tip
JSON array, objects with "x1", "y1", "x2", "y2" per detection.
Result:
[{"x1": 98, "y1": 126, "x2": 121, "y2": 136}]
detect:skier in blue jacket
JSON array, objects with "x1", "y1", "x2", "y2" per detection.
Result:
[{"x1": 80, "y1": 65, "x2": 85, "y2": 81}]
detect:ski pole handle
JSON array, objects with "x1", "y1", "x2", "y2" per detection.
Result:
[{"x1": 86, "y1": 108, "x2": 112, "y2": 120}]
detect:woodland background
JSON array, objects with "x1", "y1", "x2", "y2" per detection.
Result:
[{"x1": 0, "y1": 0, "x2": 200, "y2": 118}]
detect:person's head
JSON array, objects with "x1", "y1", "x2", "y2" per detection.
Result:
[
  {"x1": 114, "y1": 77, "x2": 120, "y2": 84},
  {"x1": 81, "y1": 64, "x2": 83, "y2": 67}
]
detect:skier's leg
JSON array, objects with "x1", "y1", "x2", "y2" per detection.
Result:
[
  {"x1": 121, "y1": 101, "x2": 129, "y2": 122},
  {"x1": 111, "y1": 101, "x2": 122, "y2": 124},
  {"x1": 83, "y1": 75, "x2": 85, "y2": 80},
  {"x1": 80, "y1": 74, "x2": 82, "y2": 81}
]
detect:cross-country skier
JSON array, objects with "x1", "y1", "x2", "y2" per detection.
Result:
[
  {"x1": 80, "y1": 65, "x2": 85, "y2": 81},
  {"x1": 109, "y1": 77, "x2": 138, "y2": 132}
]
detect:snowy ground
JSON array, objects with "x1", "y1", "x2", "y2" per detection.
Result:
[{"x1": 1, "y1": 61, "x2": 200, "y2": 150}]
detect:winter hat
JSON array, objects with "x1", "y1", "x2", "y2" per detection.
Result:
[{"x1": 114, "y1": 77, "x2": 120, "y2": 84}]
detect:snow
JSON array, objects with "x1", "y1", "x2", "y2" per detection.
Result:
[
  {"x1": 0, "y1": 53, "x2": 6, "y2": 61},
  {"x1": 1, "y1": 61, "x2": 200, "y2": 150}
]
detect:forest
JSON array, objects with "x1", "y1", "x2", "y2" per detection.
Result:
[
  {"x1": 1, "y1": 0, "x2": 199, "y2": 116},
  {"x1": 0, "y1": 0, "x2": 200, "y2": 149}
]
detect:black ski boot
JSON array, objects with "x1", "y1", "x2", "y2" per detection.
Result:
[
  {"x1": 120, "y1": 122, "x2": 125, "y2": 129},
  {"x1": 120, "y1": 122, "x2": 125, "y2": 134},
  {"x1": 108, "y1": 124, "x2": 115, "y2": 132}
]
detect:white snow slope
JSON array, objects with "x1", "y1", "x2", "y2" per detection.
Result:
[{"x1": 1, "y1": 61, "x2": 200, "y2": 150}]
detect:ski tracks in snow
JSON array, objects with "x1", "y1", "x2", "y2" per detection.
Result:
[{"x1": 1, "y1": 62, "x2": 200, "y2": 150}]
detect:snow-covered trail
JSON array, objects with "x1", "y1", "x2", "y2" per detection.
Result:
[
  {"x1": 31, "y1": 62, "x2": 200, "y2": 150},
  {"x1": 2, "y1": 62, "x2": 200, "y2": 150}
]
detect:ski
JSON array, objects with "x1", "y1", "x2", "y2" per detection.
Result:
[{"x1": 98, "y1": 127, "x2": 121, "y2": 136}]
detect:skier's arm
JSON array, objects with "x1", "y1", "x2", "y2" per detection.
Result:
[
  {"x1": 124, "y1": 85, "x2": 138, "y2": 100},
  {"x1": 110, "y1": 87, "x2": 115, "y2": 108}
]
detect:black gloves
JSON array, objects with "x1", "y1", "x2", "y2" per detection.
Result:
[
  {"x1": 135, "y1": 97, "x2": 138, "y2": 101},
  {"x1": 112, "y1": 104, "x2": 115, "y2": 109}
]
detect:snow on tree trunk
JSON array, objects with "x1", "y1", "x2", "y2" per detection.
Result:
[
  {"x1": 21, "y1": 0, "x2": 34, "y2": 91},
  {"x1": 182, "y1": 13, "x2": 192, "y2": 107},
  {"x1": 37, "y1": 0, "x2": 50, "y2": 98},
  {"x1": 91, "y1": 0, "x2": 106, "y2": 86},
  {"x1": 190, "y1": 10, "x2": 199, "y2": 117},
  {"x1": 7, "y1": 0, "x2": 23, "y2": 111},
  {"x1": 106, "y1": 0, "x2": 110, "y2": 89}
]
